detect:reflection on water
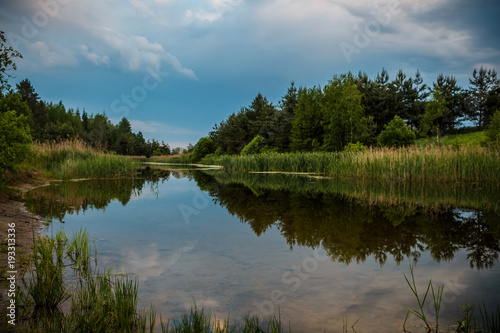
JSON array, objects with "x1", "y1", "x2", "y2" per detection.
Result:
[
  {"x1": 191, "y1": 171, "x2": 500, "y2": 270},
  {"x1": 25, "y1": 168, "x2": 500, "y2": 332}
]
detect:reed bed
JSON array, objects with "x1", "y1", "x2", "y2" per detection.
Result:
[
  {"x1": 29, "y1": 139, "x2": 139, "y2": 179},
  {"x1": 202, "y1": 145, "x2": 500, "y2": 184}
]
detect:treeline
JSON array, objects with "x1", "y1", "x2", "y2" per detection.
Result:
[
  {"x1": 2, "y1": 78, "x2": 175, "y2": 157},
  {"x1": 201, "y1": 68, "x2": 500, "y2": 158}
]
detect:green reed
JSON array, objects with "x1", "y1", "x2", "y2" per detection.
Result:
[
  {"x1": 403, "y1": 261, "x2": 444, "y2": 332},
  {"x1": 29, "y1": 139, "x2": 139, "y2": 179},
  {"x1": 161, "y1": 304, "x2": 287, "y2": 333},
  {"x1": 202, "y1": 145, "x2": 500, "y2": 184},
  {"x1": 28, "y1": 230, "x2": 70, "y2": 310}
]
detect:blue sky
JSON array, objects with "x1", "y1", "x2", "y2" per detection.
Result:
[{"x1": 1, "y1": 0, "x2": 499, "y2": 148}]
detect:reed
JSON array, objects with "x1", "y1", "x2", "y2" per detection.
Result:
[
  {"x1": 202, "y1": 145, "x2": 500, "y2": 184},
  {"x1": 403, "y1": 261, "x2": 444, "y2": 332},
  {"x1": 29, "y1": 138, "x2": 139, "y2": 179},
  {"x1": 28, "y1": 230, "x2": 70, "y2": 310},
  {"x1": 161, "y1": 305, "x2": 288, "y2": 333}
]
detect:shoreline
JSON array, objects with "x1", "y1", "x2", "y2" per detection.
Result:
[{"x1": 0, "y1": 173, "x2": 50, "y2": 295}]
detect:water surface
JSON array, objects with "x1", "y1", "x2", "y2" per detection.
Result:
[{"x1": 25, "y1": 169, "x2": 500, "y2": 332}]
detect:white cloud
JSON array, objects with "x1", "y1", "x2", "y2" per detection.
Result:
[
  {"x1": 78, "y1": 44, "x2": 110, "y2": 66},
  {"x1": 26, "y1": 41, "x2": 78, "y2": 68},
  {"x1": 184, "y1": 0, "x2": 242, "y2": 24}
]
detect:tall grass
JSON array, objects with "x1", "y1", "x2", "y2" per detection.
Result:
[
  {"x1": 202, "y1": 145, "x2": 500, "y2": 184},
  {"x1": 29, "y1": 139, "x2": 139, "y2": 179}
]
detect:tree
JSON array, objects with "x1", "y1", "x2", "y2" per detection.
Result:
[
  {"x1": 468, "y1": 67, "x2": 500, "y2": 127},
  {"x1": 260, "y1": 82, "x2": 298, "y2": 152},
  {"x1": 0, "y1": 31, "x2": 23, "y2": 94},
  {"x1": 210, "y1": 94, "x2": 276, "y2": 155},
  {"x1": 192, "y1": 137, "x2": 216, "y2": 162},
  {"x1": 322, "y1": 74, "x2": 367, "y2": 151},
  {"x1": 0, "y1": 110, "x2": 32, "y2": 172},
  {"x1": 377, "y1": 115, "x2": 416, "y2": 147},
  {"x1": 433, "y1": 74, "x2": 467, "y2": 132},
  {"x1": 486, "y1": 110, "x2": 500, "y2": 147},
  {"x1": 118, "y1": 117, "x2": 132, "y2": 134},
  {"x1": 290, "y1": 86, "x2": 324, "y2": 151},
  {"x1": 420, "y1": 88, "x2": 446, "y2": 143}
]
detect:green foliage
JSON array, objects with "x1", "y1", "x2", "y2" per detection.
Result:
[
  {"x1": 486, "y1": 110, "x2": 500, "y2": 146},
  {"x1": 202, "y1": 145, "x2": 500, "y2": 184},
  {"x1": 0, "y1": 30, "x2": 23, "y2": 93},
  {"x1": 420, "y1": 88, "x2": 446, "y2": 138},
  {"x1": 343, "y1": 141, "x2": 367, "y2": 152},
  {"x1": 322, "y1": 73, "x2": 367, "y2": 151},
  {"x1": 29, "y1": 139, "x2": 138, "y2": 179},
  {"x1": 241, "y1": 135, "x2": 266, "y2": 155},
  {"x1": 290, "y1": 86, "x2": 324, "y2": 151},
  {"x1": 377, "y1": 115, "x2": 416, "y2": 147},
  {"x1": 468, "y1": 67, "x2": 500, "y2": 127},
  {"x1": 0, "y1": 109, "x2": 32, "y2": 172},
  {"x1": 192, "y1": 137, "x2": 216, "y2": 162},
  {"x1": 29, "y1": 230, "x2": 69, "y2": 309},
  {"x1": 403, "y1": 261, "x2": 444, "y2": 332}
]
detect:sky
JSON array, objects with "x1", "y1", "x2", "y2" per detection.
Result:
[{"x1": 1, "y1": 0, "x2": 499, "y2": 148}]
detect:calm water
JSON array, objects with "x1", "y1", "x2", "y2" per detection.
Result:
[{"x1": 25, "y1": 168, "x2": 500, "y2": 332}]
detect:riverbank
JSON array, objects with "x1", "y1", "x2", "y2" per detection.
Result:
[
  {"x1": 201, "y1": 145, "x2": 500, "y2": 184},
  {"x1": 0, "y1": 170, "x2": 50, "y2": 330}
]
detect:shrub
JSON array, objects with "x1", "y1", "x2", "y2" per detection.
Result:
[
  {"x1": 343, "y1": 141, "x2": 367, "y2": 152},
  {"x1": 192, "y1": 137, "x2": 216, "y2": 162},
  {"x1": 241, "y1": 135, "x2": 266, "y2": 155},
  {"x1": 0, "y1": 110, "x2": 32, "y2": 173},
  {"x1": 378, "y1": 115, "x2": 416, "y2": 147}
]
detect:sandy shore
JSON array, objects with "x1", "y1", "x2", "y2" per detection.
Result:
[{"x1": 0, "y1": 172, "x2": 49, "y2": 329}]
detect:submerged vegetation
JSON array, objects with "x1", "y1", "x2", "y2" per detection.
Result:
[{"x1": 202, "y1": 145, "x2": 500, "y2": 184}]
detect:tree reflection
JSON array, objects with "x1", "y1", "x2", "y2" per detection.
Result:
[
  {"x1": 25, "y1": 168, "x2": 500, "y2": 270},
  {"x1": 192, "y1": 171, "x2": 500, "y2": 270}
]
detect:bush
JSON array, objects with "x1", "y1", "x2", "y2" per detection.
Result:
[
  {"x1": 241, "y1": 135, "x2": 266, "y2": 155},
  {"x1": 343, "y1": 141, "x2": 367, "y2": 152},
  {"x1": 377, "y1": 115, "x2": 416, "y2": 147},
  {"x1": 192, "y1": 137, "x2": 216, "y2": 162},
  {"x1": 0, "y1": 110, "x2": 32, "y2": 172}
]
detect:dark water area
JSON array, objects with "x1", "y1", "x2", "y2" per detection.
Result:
[{"x1": 25, "y1": 168, "x2": 500, "y2": 332}]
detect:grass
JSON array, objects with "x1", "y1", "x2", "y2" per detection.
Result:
[
  {"x1": 403, "y1": 261, "x2": 444, "y2": 332},
  {"x1": 27, "y1": 139, "x2": 139, "y2": 180},
  {"x1": 202, "y1": 145, "x2": 500, "y2": 184},
  {"x1": 403, "y1": 261, "x2": 500, "y2": 333},
  {"x1": 416, "y1": 131, "x2": 488, "y2": 147}
]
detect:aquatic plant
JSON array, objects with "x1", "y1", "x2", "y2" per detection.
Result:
[
  {"x1": 29, "y1": 138, "x2": 139, "y2": 179},
  {"x1": 202, "y1": 145, "x2": 500, "y2": 184}
]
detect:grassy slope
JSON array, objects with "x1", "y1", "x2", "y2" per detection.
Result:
[{"x1": 415, "y1": 131, "x2": 487, "y2": 147}]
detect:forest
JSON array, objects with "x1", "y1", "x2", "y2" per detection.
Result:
[
  {"x1": 201, "y1": 68, "x2": 500, "y2": 160},
  {"x1": 1, "y1": 78, "x2": 174, "y2": 157}
]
